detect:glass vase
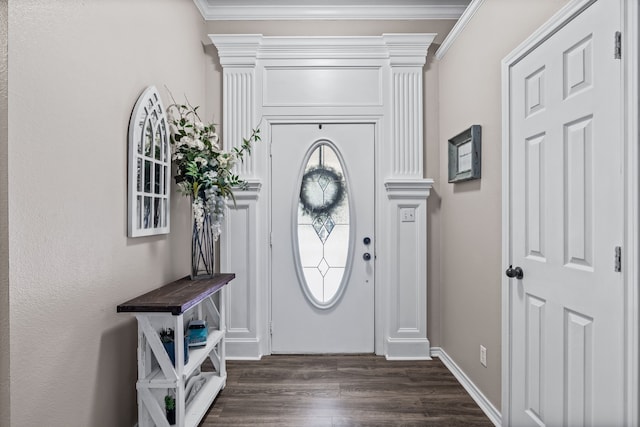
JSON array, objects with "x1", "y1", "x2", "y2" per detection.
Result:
[{"x1": 191, "y1": 213, "x2": 215, "y2": 280}]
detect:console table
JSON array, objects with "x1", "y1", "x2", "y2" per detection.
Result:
[{"x1": 117, "y1": 274, "x2": 234, "y2": 427}]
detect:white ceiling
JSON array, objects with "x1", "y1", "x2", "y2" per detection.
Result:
[{"x1": 193, "y1": 0, "x2": 472, "y2": 21}]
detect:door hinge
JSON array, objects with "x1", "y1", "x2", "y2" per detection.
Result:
[
  {"x1": 269, "y1": 232, "x2": 273, "y2": 247},
  {"x1": 614, "y1": 31, "x2": 622, "y2": 59},
  {"x1": 269, "y1": 321, "x2": 273, "y2": 336},
  {"x1": 615, "y1": 246, "x2": 622, "y2": 272}
]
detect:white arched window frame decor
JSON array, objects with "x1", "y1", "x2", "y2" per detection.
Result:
[{"x1": 127, "y1": 86, "x2": 171, "y2": 237}]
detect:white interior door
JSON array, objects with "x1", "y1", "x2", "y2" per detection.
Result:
[
  {"x1": 271, "y1": 123, "x2": 374, "y2": 353},
  {"x1": 507, "y1": 1, "x2": 624, "y2": 425}
]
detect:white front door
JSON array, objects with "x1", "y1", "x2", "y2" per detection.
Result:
[
  {"x1": 507, "y1": 1, "x2": 624, "y2": 425},
  {"x1": 271, "y1": 123, "x2": 375, "y2": 353}
]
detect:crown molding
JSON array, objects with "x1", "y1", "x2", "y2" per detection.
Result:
[
  {"x1": 434, "y1": 0, "x2": 485, "y2": 59},
  {"x1": 209, "y1": 33, "x2": 436, "y2": 62},
  {"x1": 194, "y1": 0, "x2": 468, "y2": 21}
]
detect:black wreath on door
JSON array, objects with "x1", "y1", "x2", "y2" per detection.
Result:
[{"x1": 299, "y1": 166, "x2": 346, "y2": 216}]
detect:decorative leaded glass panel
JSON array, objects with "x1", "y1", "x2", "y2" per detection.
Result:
[{"x1": 297, "y1": 143, "x2": 350, "y2": 306}]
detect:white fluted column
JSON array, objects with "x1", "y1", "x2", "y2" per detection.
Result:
[
  {"x1": 381, "y1": 34, "x2": 435, "y2": 359},
  {"x1": 383, "y1": 33, "x2": 435, "y2": 178},
  {"x1": 210, "y1": 35, "x2": 266, "y2": 358}
]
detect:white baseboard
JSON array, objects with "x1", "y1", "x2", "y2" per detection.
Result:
[
  {"x1": 385, "y1": 337, "x2": 432, "y2": 360},
  {"x1": 226, "y1": 355, "x2": 263, "y2": 360},
  {"x1": 225, "y1": 338, "x2": 263, "y2": 360},
  {"x1": 430, "y1": 347, "x2": 501, "y2": 426}
]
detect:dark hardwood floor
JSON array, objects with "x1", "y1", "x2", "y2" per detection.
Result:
[{"x1": 201, "y1": 354, "x2": 494, "y2": 426}]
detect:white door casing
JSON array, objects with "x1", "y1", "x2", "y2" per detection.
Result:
[
  {"x1": 271, "y1": 124, "x2": 375, "y2": 353},
  {"x1": 502, "y1": 0, "x2": 637, "y2": 425},
  {"x1": 212, "y1": 34, "x2": 435, "y2": 359}
]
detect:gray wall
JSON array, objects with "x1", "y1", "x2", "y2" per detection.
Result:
[
  {"x1": 6, "y1": 0, "x2": 206, "y2": 425},
  {"x1": 437, "y1": 0, "x2": 570, "y2": 409}
]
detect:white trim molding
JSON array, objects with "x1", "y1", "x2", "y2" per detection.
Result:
[
  {"x1": 194, "y1": 0, "x2": 468, "y2": 21},
  {"x1": 385, "y1": 179, "x2": 435, "y2": 198},
  {"x1": 622, "y1": 1, "x2": 639, "y2": 425},
  {"x1": 213, "y1": 34, "x2": 262, "y2": 67},
  {"x1": 212, "y1": 33, "x2": 436, "y2": 360},
  {"x1": 435, "y1": 0, "x2": 485, "y2": 60},
  {"x1": 431, "y1": 347, "x2": 501, "y2": 426}
]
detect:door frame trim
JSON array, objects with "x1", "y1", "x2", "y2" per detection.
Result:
[
  {"x1": 501, "y1": 0, "x2": 638, "y2": 424},
  {"x1": 622, "y1": 1, "x2": 639, "y2": 424},
  {"x1": 212, "y1": 34, "x2": 436, "y2": 360}
]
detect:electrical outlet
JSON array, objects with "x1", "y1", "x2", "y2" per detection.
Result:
[{"x1": 480, "y1": 345, "x2": 487, "y2": 367}]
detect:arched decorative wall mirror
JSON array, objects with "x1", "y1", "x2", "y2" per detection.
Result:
[{"x1": 127, "y1": 86, "x2": 171, "y2": 237}]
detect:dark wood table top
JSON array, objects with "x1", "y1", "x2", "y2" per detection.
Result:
[{"x1": 117, "y1": 274, "x2": 235, "y2": 315}]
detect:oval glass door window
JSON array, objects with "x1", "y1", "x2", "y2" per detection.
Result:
[{"x1": 296, "y1": 142, "x2": 350, "y2": 307}]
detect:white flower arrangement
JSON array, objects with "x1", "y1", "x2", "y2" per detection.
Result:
[{"x1": 167, "y1": 94, "x2": 260, "y2": 240}]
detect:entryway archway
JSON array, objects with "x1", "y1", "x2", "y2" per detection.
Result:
[{"x1": 213, "y1": 34, "x2": 435, "y2": 360}]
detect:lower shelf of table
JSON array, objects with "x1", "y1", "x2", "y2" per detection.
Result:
[
  {"x1": 184, "y1": 372, "x2": 226, "y2": 427},
  {"x1": 137, "y1": 371, "x2": 225, "y2": 427}
]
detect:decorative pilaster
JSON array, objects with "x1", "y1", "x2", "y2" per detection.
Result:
[
  {"x1": 211, "y1": 35, "x2": 265, "y2": 358},
  {"x1": 384, "y1": 179, "x2": 433, "y2": 359},
  {"x1": 219, "y1": 181, "x2": 263, "y2": 358},
  {"x1": 383, "y1": 33, "x2": 435, "y2": 178},
  {"x1": 381, "y1": 33, "x2": 436, "y2": 359},
  {"x1": 209, "y1": 34, "x2": 262, "y2": 179},
  {"x1": 223, "y1": 71, "x2": 255, "y2": 177}
]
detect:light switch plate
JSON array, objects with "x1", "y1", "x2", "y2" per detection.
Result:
[{"x1": 401, "y1": 208, "x2": 415, "y2": 222}]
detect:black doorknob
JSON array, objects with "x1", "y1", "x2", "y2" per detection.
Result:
[
  {"x1": 505, "y1": 265, "x2": 524, "y2": 280},
  {"x1": 363, "y1": 252, "x2": 371, "y2": 261},
  {"x1": 363, "y1": 237, "x2": 371, "y2": 245}
]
